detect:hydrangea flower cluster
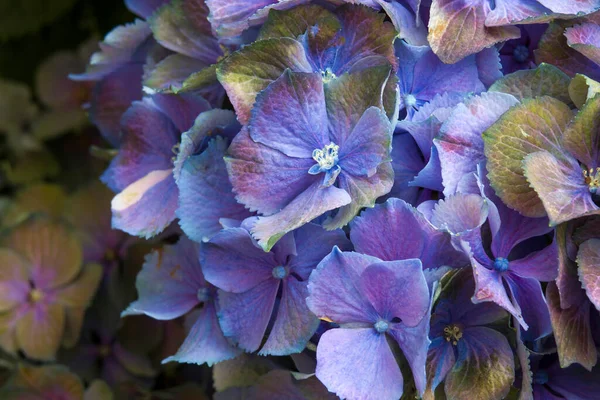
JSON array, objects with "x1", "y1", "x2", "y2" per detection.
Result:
[{"x1": 3, "y1": 0, "x2": 600, "y2": 398}]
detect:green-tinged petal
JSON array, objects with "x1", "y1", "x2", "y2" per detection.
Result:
[
  {"x1": 5, "y1": 218, "x2": 83, "y2": 290},
  {"x1": 325, "y1": 65, "x2": 391, "y2": 146},
  {"x1": 84, "y1": 380, "x2": 114, "y2": 400},
  {"x1": 428, "y1": 0, "x2": 520, "y2": 64},
  {"x1": 61, "y1": 306, "x2": 85, "y2": 348},
  {"x1": 577, "y1": 239, "x2": 600, "y2": 311},
  {"x1": 258, "y1": 4, "x2": 339, "y2": 42},
  {"x1": 562, "y1": 93, "x2": 600, "y2": 168},
  {"x1": 31, "y1": 110, "x2": 88, "y2": 141},
  {"x1": 4, "y1": 364, "x2": 84, "y2": 400},
  {"x1": 483, "y1": 96, "x2": 573, "y2": 217},
  {"x1": 489, "y1": 63, "x2": 572, "y2": 104},
  {"x1": 523, "y1": 151, "x2": 599, "y2": 225},
  {"x1": 178, "y1": 63, "x2": 218, "y2": 93},
  {"x1": 547, "y1": 281, "x2": 597, "y2": 370},
  {"x1": 216, "y1": 37, "x2": 312, "y2": 124},
  {"x1": 569, "y1": 74, "x2": 600, "y2": 108},
  {"x1": 212, "y1": 353, "x2": 276, "y2": 392},
  {"x1": 143, "y1": 54, "x2": 210, "y2": 92},
  {"x1": 16, "y1": 303, "x2": 65, "y2": 360},
  {"x1": 444, "y1": 327, "x2": 515, "y2": 400},
  {"x1": 112, "y1": 342, "x2": 157, "y2": 378},
  {"x1": 3, "y1": 151, "x2": 60, "y2": 186},
  {"x1": 2, "y1": 183, "x2": 66, "y2": 227},
  {"x1": 54, "y1": 263, "x2": 102, "y2": 308}
]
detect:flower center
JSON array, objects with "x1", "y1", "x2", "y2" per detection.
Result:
[
  {"x1": 513, "y1": 45, "x2": 529, "y2": 63},
  {"x1": 272, "y1": 265, "x2": 288, "y2": 279},
  {"x1": 373, "y1": 319, "x2": 389, "y2": 334},
  {"x1": 443, "y1": 324, "x2": 463, "y2": 345},
  {"x1": 404, "y1": 94, "x2": 417, "y2": 108},
  {"x1": 312, "y1": 143, "x2": 339, "y2": 171},
  {"x1": 533, "y1": 370, "x2": 549, "y2": 385},
  {"x1": 104, "y1": 248, "x2": 116, "y2": 262},
  {"x1": 308, "y1": 142, "x2": 341, "y2": 187},
  {"x1": 98, "y1": 344, "x2": 111, "y2": 358},
  {"x1": 493, "y1": 257, "x2": 510, "y2": 273},
  {"x1": 320, "y1": 67, "x2": 337, "y2": 83},
  {"x1": 28, "y1": 288, "x2": 44, "y2": 303},
  {"x1": 583, "y1": 167, "x2": 600, "y2": 194},
  {"x1": 197, "y1": 287, "x2": 210, "y2": 302}
]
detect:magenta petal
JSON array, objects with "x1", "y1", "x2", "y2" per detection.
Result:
[
  {"x1": 122, "y1": 237, "x2": 204, "y2": 320},
  {"x1": 201, "y1": 227, "x2": 277, "y2": 293},
  {"x1": 163, "y1": 302, "x2": 241, "y2": 366},
  {"x1": 259, "y1": 278, "x2": 320, "y2": 356},
  {"x1": 217, "y1": 279, "x2": 279, "y2": 353},
  {"x1": 307, "y1": 248, "x2": 379, "y2": 325},
  {"x1": 316, "y1": 328, "x2": 403, "y2": 400},
  {"x1": 249, "y1": 71, "x2": 328, "y2": 158}
]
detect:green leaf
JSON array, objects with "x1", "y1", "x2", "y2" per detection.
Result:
[
  {"x1": 489, "y1": 63, "x2": 572, "y2": 104},
  {"x1": 483, "y1": 96, "x2": 573, "y2": 217}
]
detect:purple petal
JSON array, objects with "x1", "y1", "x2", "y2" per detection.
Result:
[
  {"x1": 577, "y1": 238, "x2": 600, "y2": 311},
  {"x1": 524, "y1": 151, "x2": 600, "y2": 226},
  {"x1": 201, "y1": 227, "x2": 277, "y2": 293},
  {"x1": 547, "y1": 281, "x2": 597, "y2": 369},
  {"x1": 163, "y1": 302, "x2": 241, "y2": 366},
  {"x1": 151, "y1": 92, "x2": 211, "y2": 133},
  {"x1": 431, "y1": 193, "x2": 489, "y2": 236},
  {"x1": 471, "y1": 255, "x2": 527, "y2": 329},
  {"x1": 249, "y1": 71, "x2": 328, "y2": 158},
  {"x1": 110, "y1": 168, "x2": 178, "y2": 238},
  {"x1": 101, "y1": 98, "x2": 178, "y2": 192},
  {"x1": 226, "y1": 127, "x2": 317, "y2": 216},
  {"x1": 0, "y1": 249, "x2": 31, "y2": 312},
  {"x1": 359, "y1": 259, "x2": 429, "y2": 327},
  {"x1": 387, "y1": 133, "x2": 424, "y2": 203},
  {"x1": 445, "y1": 327, "x2": 515, "y2": 400},
  {"x1": 289, "y1": 223, "x2": 352, "y2": 280},
  {"x1": 485, "y1": 0, "x2": 551, "y2": 26},
  {"x1": 89, "y1": 65, "x2": 144, "y2": 147},
  {"x1": 476, "y1": 47, "x2": 503, "y2": 88},
  {"x1": 177, "y1": 137, "x2": 251, "y2": 243},
  {"x1": 434, "y1": 92, "x2": 520, "y2": 197},
  {"x1": 350, "y1": 198, "x2": 466, "y2": 269},
  {"x1": 537, "y1": 0, "x2": 600, "y2": 15},
  {"x1": 396, "y1": 41, "x2": 485, "y2": 110},
  {"x1": 315, "y1": 328, "x2": 403, "y2": 400},
  {"x1": 125, "y1": 0, "x2": 169, "y2": 19},
  {"x1": 306, "y1": 248, "x2": 379, "y2": 325},
  {"x1": 426, "y1": 337, "x2": 455, "y2": 396},
  {"x1": 545, "y1": 360, "x2": 600, "y2": 398},
  {"x1": 323, "y1": 162, "x2": 394, "y2": 230},
  {"x1": 505, "y1": 273, "x2": 552, "y2": 340},
  {"x1": 205, "y1": 0, "x2": 279, "y2": 39},
  {"x1": 410, "y1": 146, "x2": 443, "y2": 192},
  {"x1": 509, "y1": 243, "x2": 558, "y2": 282},
  {"x1": 566, "y1": 22, "x2": 600, "y2": 65},
  {"x1": 122, "y1": 237, "x2": 204, "y2": 320},
  {"x1": 217, "y1": 279, "x2": 280, "y2": 352},
  {"x1": 377, "y1": 0, "x2": 427, "y2": 45},
  {"x1": 260, "y1": 278, "x2": 320, "y2": 355},
  {"x1": 251, "y1": 181, "x2": 352, "y2": 251}
]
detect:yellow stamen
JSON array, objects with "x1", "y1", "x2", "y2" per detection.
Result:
[
  {"x1": 443, "y1": 324, "x2": 463, "y2": 346},
  {"x1": 583, "y1": 167, "x2": 600, "y2": 194},
  {"x1": 29, "y1": 289, "x2": 44, "y2": 303}
]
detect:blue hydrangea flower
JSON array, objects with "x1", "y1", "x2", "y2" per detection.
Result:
[
  {"x1": 201, "y1": 221, "x2": 351, "y2": 355},
  {"x1": 307, "y1": 247, "x2": 432, "y2": 400}
]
